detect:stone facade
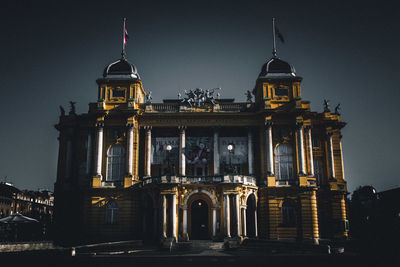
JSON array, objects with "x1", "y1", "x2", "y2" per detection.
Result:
[{"x1": 54, "y1": 53, "x2": 348, "y2": 244}]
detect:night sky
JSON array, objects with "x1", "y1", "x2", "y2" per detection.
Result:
[{"x1": 0, "y1": 0, "x2": 398, "y2": 193}]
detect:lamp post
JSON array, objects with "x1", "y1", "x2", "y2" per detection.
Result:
[
  {"x1": 166, "y1": 145, "x2": 172, "y2": 175},
  {"x1": 227, "y1": 143, "x2": 235, "y2": 174}
]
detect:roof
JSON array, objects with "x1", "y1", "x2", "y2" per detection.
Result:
[
  {"x1": 258, "y1": 57, "x2": 297, "y2": 79},
  {"x1": 102, "y1": 58, "x2": 140, "y2": 79}
]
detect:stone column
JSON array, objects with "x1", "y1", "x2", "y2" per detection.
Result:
[
  {"x1": 296, "y1": 122, "x2": 306, "y2": 175},
  {"x1": 127, "y1": 123, "x2": 134, "y2": 177},
  {"x1": 162, "y1": 194, "x2": 167, "y2": 238},
  {"x1": 213, "y1": 128, "x2": 220, "y2": 175},
  {"x1": 247, "y1": 128, "x2": 254, "y2": 175},
  {"x1": 265, "y1": 121, "x2": 274, "y2": 175},
  {"x1": 254, "y1": 204, "x2": 258, "y2": 237},
  {"x1": 327, "y1": 132, "x2": 335, "y2": 179},
  {"x1": 242, "y1": 207, "x2": 247, "y2": 237},
  {"x1": 94, "y1": 122, "x2": 104, "y2": 177},
  {"x1": 179, "y1": 126, "x2": 186, "y2": 176},
  {"x1": 171, "y1": 194, "x2": 177, "y2": 239},
  {"x1": 86, "y1": 132, "x2": 92, "y2": 175},
  {"x1": 212, "y1": 208, "x2": 217, "y2": 237},
  {"x1": 339, "y1": 135, "x2": 345, "y2": 180},
  {"x1": 234, "y1": 194, "x2": 240, "y2": 236},
  {"x1": 310, "y1": 190, "x2": 319, "y2": 244},
  {"x1": 306, "y1": 126, "x2": 314, "y2": 176},
  {"x1": 183, "y1": 208, "x2": 188, "y2": 239},
  {"x1": 145, "y1": 126, "x2": 152, "y2": 177},
  {"x1": 224, "y1": 194, "x2": 231, "y2": 237}
]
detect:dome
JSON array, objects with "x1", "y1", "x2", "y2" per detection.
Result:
[
  {"x1": 258, "y1": 57, "x2": 296, "y2": 78},
  {"x1": 103, "y1": 58, "x2": 140, "y2": 79}
]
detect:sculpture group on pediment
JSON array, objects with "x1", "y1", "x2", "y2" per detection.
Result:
[{"x1": 180, "y1": 87, "x2": 220, "y2": 108}]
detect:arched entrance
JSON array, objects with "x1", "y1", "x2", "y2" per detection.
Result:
[
  {"x1": 246, "y1": 194, "x2": 256, "y2": 237},
  {"x1": 190, "y1": 199, "x2": 209, "y2": 239}
]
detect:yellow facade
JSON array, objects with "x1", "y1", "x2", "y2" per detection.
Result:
[{"x1": 54, "y1": 54, "x2": 348, "y2": 244}]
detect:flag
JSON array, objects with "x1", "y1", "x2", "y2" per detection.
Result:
[
  {"x1": 124, "y1": 22, "x2": 129, "y2": 44},
  {"x1": 275, "y1": 24, "x2": 284, "y2": 43}
]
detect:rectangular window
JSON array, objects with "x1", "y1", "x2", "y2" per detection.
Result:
[
  {"x1": 275, "y1": 87, "x2": 289, "y2": 96},
  {"x1": 112, "y1": 89, "x2": 125, "y2": 98}
]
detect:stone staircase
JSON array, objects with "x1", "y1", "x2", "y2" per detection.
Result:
[{"x1": 174, "y1": 240, "x2": 225, "y2": 252}]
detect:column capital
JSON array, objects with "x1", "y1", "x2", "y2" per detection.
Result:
[
  {"x1": 304, "y1": 125, "x2": 312, "y2": 131},
  {"x1": 178, "y1": 125, "x2": 187, "y2": 132},
  {"x1": 126, "y1": 122, "x2": 135, "y2": 128},
  {"x1": 296, "y1": 121, "x2": 304, "y2": 129},
  {"x1": 144, "y1": 126, "x2": 152, "y2": 131},
  {"x1": 95, "y1": 122, "x2": 104, "y2": 128},
  {"x1": 326, "y1": 131, "x2": 334, "y2": 138},
  {"x1": 264, "y1": 120, "x2": 273, "y2": 128}
]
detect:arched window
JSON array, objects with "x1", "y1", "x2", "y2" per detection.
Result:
[
  {"x1": 106, "y1": 201, "x2": 118, "y2": 224},
  {"x1": 282, "y1": 200, "x2": 296, "y2": 227},
  {"x1": 106, "y1": 145, "x2": 125, "y2": 181},
  {"x1": 274, "y1": 144, "x2": 293, "y2": 181}
]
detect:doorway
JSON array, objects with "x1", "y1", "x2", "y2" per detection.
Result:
[
  {"x1": 246, "y1": 194, "x2": 256, "y2": 237},
  {"x1": 190, "y1": 199, "x2": 209, "y2": 239}
]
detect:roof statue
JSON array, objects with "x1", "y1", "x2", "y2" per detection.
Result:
[
  {"x1": 59, "y1": 105, "x2": 65, "y2": 116},
  {"x1": 146, "y1": 91, "x2": 153, "y2": 104},
  {"x1": 323, "y1": 99, "x2": 330, "y2": 113},
  {"x1": 69, "y1": 101, "x2": 76, "y2": 115},
  {"x1": 246, "y1": 90, "x2": 253, "y2": 103},
  {"x1": 335, "y1": 103, "x2": 341, "y2": 115}
]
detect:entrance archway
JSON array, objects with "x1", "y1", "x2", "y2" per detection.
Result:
[
  {"x1": 190, "y1": 199, "x2": 209, "y2": 239},
  {"x1": 246, "y1": 194, "x2": 256, "y2": 237}
]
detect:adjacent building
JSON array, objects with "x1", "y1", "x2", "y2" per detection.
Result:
[
  {"x1": 54, "y1": 47, "x2": 348, "y2": 244},
  {"x1": 0, "y1": 182, "x2": 54, "y2": 221}
]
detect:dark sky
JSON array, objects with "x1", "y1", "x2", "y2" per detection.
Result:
[{"x1": 0, "y1": 0, "x2": 399, "y2": 193}]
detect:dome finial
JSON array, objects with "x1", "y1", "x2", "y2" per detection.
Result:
[{"x1": 121, "y1": 18, "x2": 129, "y2": 60}]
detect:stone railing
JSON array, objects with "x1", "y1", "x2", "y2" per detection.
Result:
[
  {"x1": 142, "y1": 175, "x2": 257, "y2": 186},
  {"x1": 217, "y1": 103, "x2": 249, "y2": 112},
  {"x1": 143, "y1": 102, "x2": 253, "y2": 113},
  {"x1": 145, "y1": 103, "x2": 179, "y2": 112}
]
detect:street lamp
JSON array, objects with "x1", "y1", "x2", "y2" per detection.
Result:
[
  {"x1": 227, "y1": 143, "x2": 235, "y2": 174},
  {"x1": 166, "y1": 145, "x2": 172, "y2": 175}
]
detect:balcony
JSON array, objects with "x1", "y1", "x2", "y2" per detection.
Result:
[{"x1": 142, "y1": 175, "x2": 257, "y2": 186}]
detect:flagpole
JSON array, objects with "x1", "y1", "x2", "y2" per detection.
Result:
[
  {"x1": 272, "y1": 17, "x2": 277, "y2": 57},
  {"x1": 122, "y1": 18, "x2": 126, "y2": 59}
]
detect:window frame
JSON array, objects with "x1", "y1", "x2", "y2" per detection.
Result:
[
  {"x1": 274, "y1": 144, "x2": 294, "y2": 181},
  {"x1": 105, "y1": 201, "x2": 118, "y2": 225},
  {"x1": 106, "y1": 145, "x2": 125, "y2": 182}
]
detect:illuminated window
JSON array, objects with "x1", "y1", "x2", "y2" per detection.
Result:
[
  {"x1": 106, "y1": 201, "x2": 118, "y2": 224},
  {"x1": 275, "y1": 144, "x2": 293, "y2": 181},
  {"x1": 106, "y1": 145, "x2": 125, "y2": 181}
]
